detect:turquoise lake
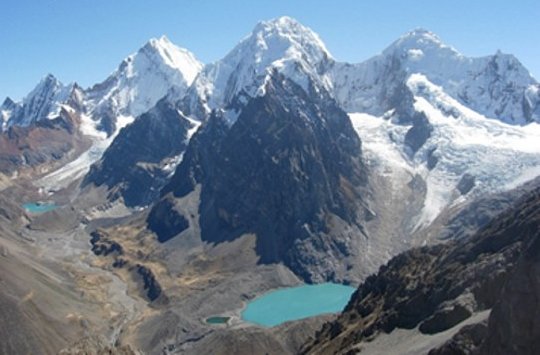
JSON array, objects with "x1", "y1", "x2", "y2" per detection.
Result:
[
  {"x1": 241, "y1": 283, "x2": 356, "y2": 327},
  {"x1": 22, "y1": 202, "x2": 58, "y2": 214}
]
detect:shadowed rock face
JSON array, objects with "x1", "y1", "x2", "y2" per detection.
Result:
[
  {"x1": 391, "y1": 82, "x2": 434, "y2": 156},
  {"x1": 302, "y1": 181, "x2": 540, "y2": 355},
  {"x1": 153, "y1": 74, "x2": 369, "y2": 282},
  {"x1": 134, "y1": 264, "x2": 164, "y2": 302},
  {"x1": 404, "y1": 111, "x2": 433, "y2": 155},
  {"x1": 457, "y1": 173, "x2": 476, "y2": 196},
  {"x1": 147, "y1": 198, "x2": 189, "y2": 242},
  {"x1": 83, "y1": 98, "x2": 195, "y2": 207},
  {"x1": 478, "y1": 229, "x2": 540, "y2": 355}
]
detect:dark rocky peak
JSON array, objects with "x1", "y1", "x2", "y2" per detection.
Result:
[
  {"x1": 161, "y1": 107, "x2": 230, "y2": 198},
  {"x1": 384, "y1": 80, "x2": 434, "y2": 156},
  {"x1": 153, "y1": 73, "x2": 370, "y2": 282}
]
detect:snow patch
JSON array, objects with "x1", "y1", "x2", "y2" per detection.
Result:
[
  {"x1": 408, "y1": 49, "x2": 424, "y2": 61},
  {"x1": 182, "y1": 113, "x2": 202, "y2": 141},
  {"x1": 409, "y1": 74, "x2": 540, "y2": 228},
  {"x1": 78, "y1": 112, "x2": 107, "y2": 139}
]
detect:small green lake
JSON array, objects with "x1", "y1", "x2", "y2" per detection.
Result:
[
  {"x1": 241, "y1": 283, "x2": 355, "y2": 327},
  {"x1": 22, "y1": 202, "x2": 58, "y2": 214},
  {"x1": 206, "y1": 316, "x2": 230, "y2": 325}
]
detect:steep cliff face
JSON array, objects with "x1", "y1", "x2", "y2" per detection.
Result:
[
  {"x1": 152, "y1": 74, "x2": 370, "y2": 282},
  {"x1": 303, "y1": 180, "x2": 540, "y2": 354}
]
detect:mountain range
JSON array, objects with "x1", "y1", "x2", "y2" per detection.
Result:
[{"x1": 0, "y1": 16, "x2": 538, "y2": 354}]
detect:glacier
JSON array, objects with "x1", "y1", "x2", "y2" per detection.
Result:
[{"x1": 350, "y1": 73, "x2": 540, "y2": 230}]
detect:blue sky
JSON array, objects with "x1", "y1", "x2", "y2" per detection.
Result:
[{"x1": 1, "y1": 0, "x2": 538, "y2": 101}]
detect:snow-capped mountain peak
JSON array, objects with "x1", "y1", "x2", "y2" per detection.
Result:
[
  {"x1": 349, "y1": 72, "x2": 540, "y2": 233},
  {"x1": 85, "y1": 37, "x2": 203, "y2": 129},
  {"x1": 141, "y1": 35, "x2": 202, "y2": 84},
  {"x1": 249, "y1": 16, "x2": 332, "y2": 62},
  {"x1": 384, "y1": 28, "x2": 460, "y2": 57},
  {"x1": 27, "y1": 74, "x2": 65, "y2": 104},
  {"x1": 332, "y1": 28, "x2": 540, "y2": 124},
  {"x1": 378, "y1": 28, "x2": 468, "y2": 79},
  {"x1": 185, "y1": 16, "x2": 334, "y2": 119},
  {"x1": 2, "y1": 74, "x2": 81, "y2": 128}
]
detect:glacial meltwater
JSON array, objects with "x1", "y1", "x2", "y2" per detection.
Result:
[
  {"x1": 22, "y1": 202, "x2": 58, "y2": 214},
  {"x1": 241, "y1": 283, "x2": 355, "y2": 327}
]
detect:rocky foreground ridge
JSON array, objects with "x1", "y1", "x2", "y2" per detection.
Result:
[{"x1": 303, "y1": 179, "x2": 540, "y2": 354}]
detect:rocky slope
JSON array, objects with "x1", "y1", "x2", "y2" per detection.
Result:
[
  {"x1": 0, "y1": 192, "x2": 141, "y2": 354},
  {"x1": 129, "y1": 19, "x2": 540, "y2": 281},
  {"x1": 475, "y1": 226, "x2": 540, "y2": 355},
  {"x1": 302, "y1": 179, "x2": 540, "y2": 354}
]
